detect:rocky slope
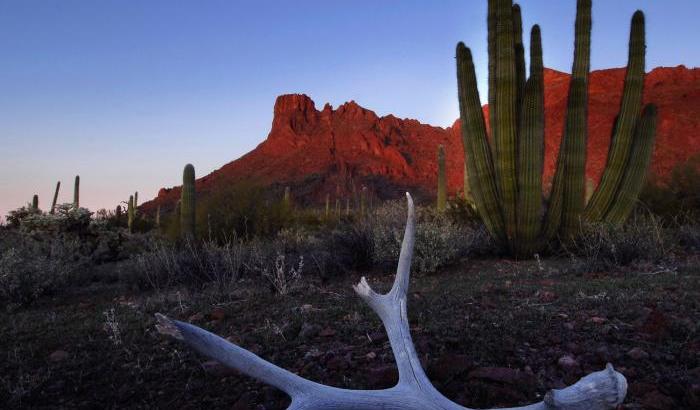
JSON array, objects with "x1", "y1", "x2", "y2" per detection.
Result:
[{"x1": 142, "y1": 65, "x2": 699, "y2": 212}]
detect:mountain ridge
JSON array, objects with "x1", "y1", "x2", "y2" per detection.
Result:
[{"x1": 142, "y1": 65, "x2": 700, "y2": 213}]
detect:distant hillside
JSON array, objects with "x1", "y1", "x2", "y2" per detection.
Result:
[{"x1": 142, "y1": 65, "x2": 700, "y2": 213}]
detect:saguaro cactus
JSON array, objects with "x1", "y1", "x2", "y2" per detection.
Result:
[
  {"x1": 31, "y1": 195, "x2": 39, "y2": 211},
  {"x1": 73, "y1": 175, "x2": 80, "y2": 208},
  {"x1": 180, "y1": 164, "x2": 196, "y2": 239},
  {"x1": 437, "y1": 145, "x2": 447, "y2": 212},
  {"x1": 116, "y1": 205, "x2": 123, "y2": 223},
  {"x1": 50, "y1": 181, "x2": 60, "y2": 214},
  {"x1": 457, "y1": 0, "x2": 656, "y2": 257},
  {"x1": 134, "y1": 192, "x2": 139, "y2": 215},
  {"x1": 127, "y1": 196, "x2": 135, "y2": 233}
]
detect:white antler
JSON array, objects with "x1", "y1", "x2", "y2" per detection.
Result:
[{"x1": 156, "y1": 193, "x2": 627, "y2": 410}]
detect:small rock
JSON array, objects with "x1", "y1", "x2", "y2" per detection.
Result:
[
  {"x1": 209, "y1": 307, "x2": 226, "y2": 321},
  {"x1": 365, "y1": 352, "x2": 377, "y2": 360},
  {"x1": 557, "y1": 355, "x2": 579, "y2": 371},
  {"x1": 319, "y1": 327, "x2": 336, "y2": 337},
  {"x1": 49, "y1": 350, "x2": 69, "y2": 362},
  {"x1": 626, "y1": 347, "x2": 650, "y2": 360},
  {"x1": 537, "y1": 290, "x2": 557, "y2": 303},
  {"x1": 298, "y1": 323, "x2": 321, "y2": 340},
  {"x1": 589, "y1": 316, "x2": 607, "y2": 324}
]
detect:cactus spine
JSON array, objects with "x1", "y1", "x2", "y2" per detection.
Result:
[
  {"x1": 437, "y1": 145, "x2": 447, "y2": 211},
  {"x1": 457, "y1": 0, "x2": 655, "y2": 257},
  {"x1": 181, "y1": 164, "x2": 196, "y2": 239},
  {"x1": 73, "y1": 175, "x2": 80, "y2": 208},
  {"x1": 127, "y1": 195, "x2": 135, "y2": 233},
  {"x1": 50, "y1": 181, "x2": 60, "y2": 214}
]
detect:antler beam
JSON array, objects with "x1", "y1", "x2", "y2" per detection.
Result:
[{"x1": 156, "y1": 193, "x2": 627, "y2": 410}]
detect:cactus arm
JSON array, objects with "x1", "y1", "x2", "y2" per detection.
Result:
[
  {"x1": 73, "y1": 175, "x2": 80, "y2": 208},
  {"x1": 50, "y1": 181, "x2": 60, "y2": 214},
  {"x1": 516, "y1": 25, "x2": 545, "y2": 257},
  {"x1": 603, "y1": 104, "x2": 658, "y2": 225},
  {"x1": 512, "y1": 3, "x2": 526, "y2": 117},
  {"x1": 493, "y1": 0, "x2": 518, "y2": 245},
  {"x1": 585, "y1": 11, "x2": 646, "y2": 221},
  {"x1": 456, "y1": 43, "x2": 506, "y2": 243},
  {"x1": 487, "y1": 0, "x2": 498, "y2": 152},
  {"x1": 559, "y1": 0, "x2": 592, "y2": 237},
  {"x1": 127, "y1": 195, "x2": 134, "y2": 233}
]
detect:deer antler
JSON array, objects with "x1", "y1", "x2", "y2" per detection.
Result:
[{"x1": 156, "y1": 193, "x2": 627, "y2": 410}]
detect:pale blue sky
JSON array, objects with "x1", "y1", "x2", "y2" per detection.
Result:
[{"x1": 1, "y1": 0, "x2": 698, "y2": 218}]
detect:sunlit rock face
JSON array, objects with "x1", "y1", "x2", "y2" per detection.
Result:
[{"x1": 141, "y1": 65, "x2": 700, "y2": 212}]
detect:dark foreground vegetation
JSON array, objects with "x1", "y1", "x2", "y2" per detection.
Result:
[{"x1": 1, "y1": 169, "x2": 700, "y2": 409}]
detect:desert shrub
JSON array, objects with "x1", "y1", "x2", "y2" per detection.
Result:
[
  {"x1": 121, "y1": 239, "x2": 244, "y2": 295},
  {"x1": 640, "y1": 153, "x2": 700, "y2": 218},
  {"x1": 678, "y1": 221, "x2": 700, "y2": 252},
  {"x1": 566, "y1": 213, "x2": 677, "y2": 273},
  {"x1": 371, "y1": 201, "x2": 476, "y2": 273},
  {"x1": 0, "y1": 236, "x2": 84, "y2": 307}
]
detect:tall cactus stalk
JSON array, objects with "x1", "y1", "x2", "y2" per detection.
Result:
[
  {"x1": 73, "y1": 175, "x2": 80, "y2": 208},
  {"x1": 515, "y1": 25, "x2": 545, "y2": 256},
  {"x1": 128, "y1": 195, "x2": 135, "y2": 233},
  {"x1": 603, "y1": 104, "x2": 658, "y2": 225},
  {"x1": 116, "y1": 205, "x2": 122, "y2": 223},
  {"x1": 181, "y1": 164, "x2": 196, "y2": 239},
  {"x1": 134, "y1": 192, "x2": 138, "y2": 215},
  {"x1": 437, "y1": 145, "x2": 447, "y2": 212},
  {"x1": 585, "y1": 11, "x2": 647, "y2": 221},
  {"x1": 50, "y1": 181, "x2": 60, "y2": 214},
  {"x1": 156, "y1": 205, "x2": 161, "y2": 228},
  {"x1": 493, "y1": 0, "x2": 518, "y2": 245},
  {"x1": 32, "y1": 195, "x2": 39, "y2": 211},
  {"x1": 457, "y1": 0, "x2": 655, "y2": 257}
]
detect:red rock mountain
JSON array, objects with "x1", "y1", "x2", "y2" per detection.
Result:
[{"x1": 142, "y1": 65, "x2": 699, "y2": 212}]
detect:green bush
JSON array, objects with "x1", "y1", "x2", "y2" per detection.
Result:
[{"x1": 371, "y1": 201, "x2": 478, "y2": 273}]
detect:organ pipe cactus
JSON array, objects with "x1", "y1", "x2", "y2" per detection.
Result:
[
  {"x1": 50, "y1": 181, "x2": 60, "y2": 214},
  {"x1": 457, "y1": 0, "x2": 657, "y2": 257},
  {"x1": 437, "y1": 145, "x2": 447, "y2": 212},
  {"x1": 181, "y1": 164, "x2": 196, "y2": 239},
  {"x1": 73, "y1": 175, "x2": 80, "y2": 208}
]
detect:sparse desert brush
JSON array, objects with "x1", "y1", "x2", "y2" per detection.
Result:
[
  {"x1": 564, "y1": 212, "x2": 677, "y2": 272},
  {"x1": 0, "y1": 236, "x2": 81, "y2": 307},
  {"x1": 640, "y1": 153, "x2": 700, "y2": 217},
  {"x1": 371, "y1": 200, "x2": 478, "y2": 273}
]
